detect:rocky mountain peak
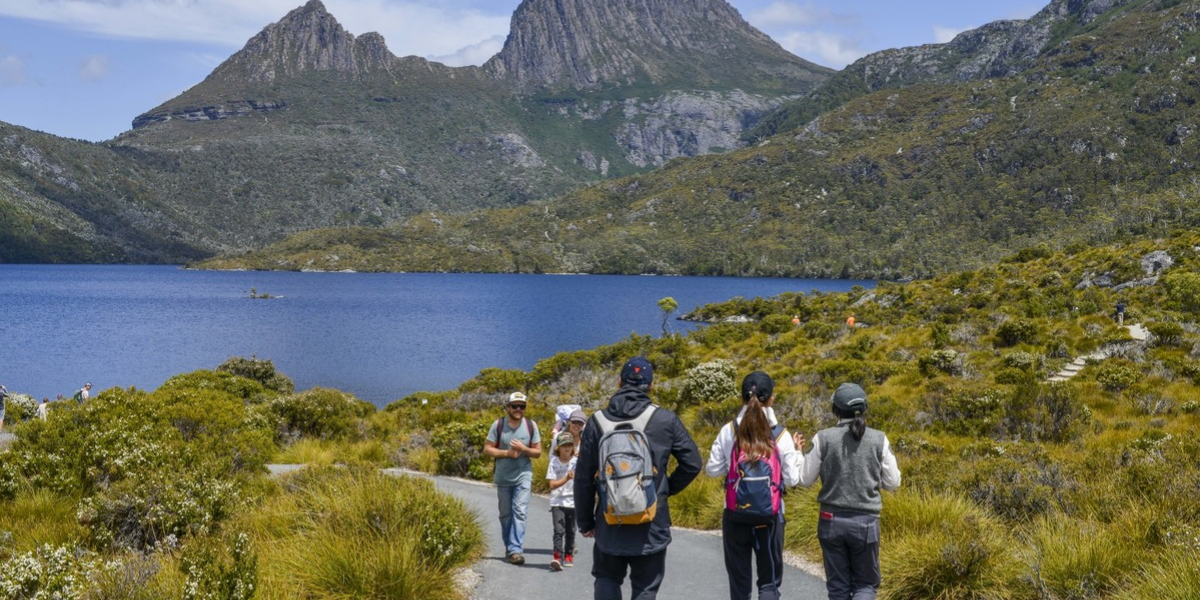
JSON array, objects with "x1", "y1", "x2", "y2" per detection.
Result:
[
  {"x1": 484, "y1": 0, "x2": 831, "y2": 93},
  {"x1": 208, "y1": 0, "x2": 396, "y2": 83}
]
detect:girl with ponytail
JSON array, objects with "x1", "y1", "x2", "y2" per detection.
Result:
[
  {"x1": 705, "y1": 372, "x2": 803, "y2": 600},
  {"x1": 796, "y1": 382, "x2": 902, "y2": 600}
]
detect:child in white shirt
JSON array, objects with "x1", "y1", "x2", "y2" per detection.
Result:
[{"x1": 547, "y1": 431, "x2": 578, "y2": 571}]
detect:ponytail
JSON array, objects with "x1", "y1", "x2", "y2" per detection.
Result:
[
  {"x1": 735, "y1": 385, "x2": 774, "y2": 460},
  {"x1": 833, "y1": 405, "x2": 867, "y2": 441}
]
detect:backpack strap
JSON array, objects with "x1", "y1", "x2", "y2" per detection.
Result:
[
  {"x1": 494, "y1": 417, "x2": 536, "y2": 447},
  {"x1": 525, "y1": 417, "x2": 535, "y2": 440},
  {"x1": 594, "y1": 405, "x2": 657, "y2": 434},
  {"x1": 493, "y1": 418, "x2": 504, "y2": 445}
]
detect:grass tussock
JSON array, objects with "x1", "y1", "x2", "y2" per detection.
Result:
[
  {"x1": 273, "y1": 438, "x2": 389, "y2": 467},
  {"x1": 244, "y1": 467, "x2": 482, "y2": 600},
  {"x1": 0, "y1": 489, "x2": 88, "y2": 552},
  {"x1": 1026, "y1": 516, "x2": 1142, "y2": 600}
]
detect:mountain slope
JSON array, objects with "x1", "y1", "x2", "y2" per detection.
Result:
[
  {"x1": 199, "y1": 0, "x2": 1200, "y2": 277},
  {"x1": 747, "y1": 0, "x2": 1140, "y2": 140}
]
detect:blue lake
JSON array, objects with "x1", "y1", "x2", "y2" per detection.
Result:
[{"x1": 0, "y1": 266, "x2": 871, "y2": 406}]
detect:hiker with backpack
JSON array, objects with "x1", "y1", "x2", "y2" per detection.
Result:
[
  {"x1": 796, "y1": 383, "x2": 901, "y2": 600},
  {"x1": 0, "y1": 384, "x2": 8, "y2": 431},
  {"x1": 483, "y1": 391, "x2": 543, "y2": 565},
  {"x1": 73, "y1": 382, "x2": 92, "y2": 404},
  {"x1": 575, "y1": 356, "x2": 702, "y2": 600},
  {"x1": 705, "y1": 372, "x2": 803, "y2": 600}
]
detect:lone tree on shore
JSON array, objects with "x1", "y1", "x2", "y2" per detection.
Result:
[{"x1": 657, "y1": 296, "x2": 678, "y2": 337}]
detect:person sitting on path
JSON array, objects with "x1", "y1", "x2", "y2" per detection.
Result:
[
  {"x1": 705, "y1": 372, "x2": 803, "y2": 600},
  {"x1": 796, "y1": 383, "x2": 901, "y2": 600},
  {"x1": 575, "y1": 356, "x2": 703, "y2": 600},
  {"x1": 547, "y1": 431, "x2": 579, "y2": 571},
  {"x1": 483, "y1": 391, "x2": 542, "y2": 566}
]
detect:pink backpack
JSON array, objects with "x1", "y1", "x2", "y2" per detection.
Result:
[{"x1": 724, "y1": 422, "x2": 786, "y2": 524}]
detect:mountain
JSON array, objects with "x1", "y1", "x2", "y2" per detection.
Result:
[
  {"x1": 746, "y1": 0, "x2": 1139, "y2": 140},
  {"x1": 1, "y1": 0, "x2": 829, "y2": 262},
  {"x1": 199, "y1": 0, "x2": 1200, "y2": 278},
  {"x1": 484, "y1": 0, "x2": 827, "y2": 92}
]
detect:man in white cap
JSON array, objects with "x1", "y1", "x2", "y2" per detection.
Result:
[{"x1": 483, "y1": 391, "x2": 542, "y2": 565}]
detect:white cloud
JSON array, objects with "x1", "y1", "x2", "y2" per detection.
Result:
[
  {"x1": 0, "y1": 1, "x2": 513, "y2": 64},
  {"x1": 427, "y1": 35, "x2": 505, "y2": 67},
  {"x1": 0, "y1": 54, "x2": 26, "y2": 87},
  {"x1": 933, "y1": 26, "x2": 965, "y2": 44},
  {"x1": 747, "y1": 1, "x2": 834, "y2": 27},
  {"x1": 78, "y1": 54, "x2": 109, "y2": 80},
  {"x1": 776, "y1": 31, "x2": 865, "y2": 69}
]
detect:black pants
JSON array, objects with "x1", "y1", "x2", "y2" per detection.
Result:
[
  {"x1": 592, "y1": 546, "x2": 666, "y2": 600},
  {"x1": 817, "y1": 511, "x2": 881, "y2": 600},
  {"x1": 722, "y1": 510, "x2": 783, "y2": 600},
  {"x1": 552, "y1": 506, "x2": 577, "y2": 555}
]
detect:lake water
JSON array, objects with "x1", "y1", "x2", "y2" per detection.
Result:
[{"x1": 0, "y1": 266, "x2": 871, "y2": 406}]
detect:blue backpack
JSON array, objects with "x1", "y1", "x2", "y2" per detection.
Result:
[{"x1": 724, "y1": 422, "x2": 787, "y2": 524}]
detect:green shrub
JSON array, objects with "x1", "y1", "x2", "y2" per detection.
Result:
[
  {"x1": 180, "y1": 532, "x2": 257, "y2": 600},
  {"x1": 1095, "y1": 361, "x2": 1143, "y2": 392},
  {"x1": 430, "y1": 420, "x2": 492, "y2": 479},
  {"x1": 931, "y1": 322, "x2": 951, "y2": 349},
  {"x1": 678, "y1": 360, "x2": 738, "y2": 408},
  {"x1": 462, "y1": 367, "x2": 528, "y2": 393},
  {"x1": 1182, "y1": 400, "x2": 1200, "y2": 414},
  {"x1": 928, "y1": 386, "x2": 1005, "y2": 436},
  {"x1": 759, "y1": 313, "x2": 794, "y2": 335},
  {"x1": 995, "y1": 318, "x2": 1039, "y2": 347},
  {"x1": 1005, "y1": 382, "x2": 1090, "y2": 442},
  {"x1": 1002, "y1": 351, "x2": 1038, "y2": 371},
  {"x1": 4, "y1": 393, "x2": 39, "y2": 421},
  {"x1": 815, "y1": 359, "x2": 895, "y2": 387},
  {"x1": 269, "y1": 388, "x2": 372, "y2": 441},
  {"x1": 79, "y1": 469, "x2": 242, "y2": 550},
  {"x1": 217, "y1": 356, "x2": 294, "y2": 394},
  {"x1": 1162, "y1": 271, "x2": 1200, "y2": 313},
  {"x1": 919, "y1": 349, "x2": 962, "y2": 377},
  {"x1": 0, "y1": 544, "x2": 101, "y2": 598},
  {"x1": 962, "y1": 457, "x2": 1056, "y2": 522},
  {"x1": 159, "y1": 370, "x2": 267, "y2": 403}
]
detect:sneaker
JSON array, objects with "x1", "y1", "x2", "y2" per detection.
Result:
[
  {"x1": 564, "y1": 553, "x2": 574, "y2": 567},
  {"x1": 509, "y1": 552, "x2": 525, "y2": 566},
  {"x1": 550, "y1": 551, "x2": 563, "y2": 571}
]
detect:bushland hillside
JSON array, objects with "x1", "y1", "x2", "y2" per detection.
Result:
[{"x1": 204, "y1": 0, "x2": 1200, "y2": 278}]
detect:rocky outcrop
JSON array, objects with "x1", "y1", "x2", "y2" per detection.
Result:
[
  {"x1": 132, "y1": 100, "x2": 287, "y2": 129},
  {"x1": 485, "y1": 0, "x2": 830, "y2": 93}
]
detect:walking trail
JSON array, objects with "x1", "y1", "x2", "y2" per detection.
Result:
[
  {"x1": 266, "y1": 465, "x2": 828, "y2": 599},
  {"x1": 1046, "y1": 323, "x2": 1148, "y2": 383}
]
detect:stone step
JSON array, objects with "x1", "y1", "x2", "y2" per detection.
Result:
[{"x1": 1047, "y1": 376, "x2": 1070, "y2": 382}]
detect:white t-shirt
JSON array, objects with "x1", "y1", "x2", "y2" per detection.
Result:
[{"x1": 546, "y1": 455, "x2": 577, "y2": 508}]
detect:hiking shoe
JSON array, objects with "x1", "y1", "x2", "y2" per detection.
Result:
[
  {"x1": 550, "y1": 551, "x2": 563, "y2": 571},
  {"x1": 564, "y1": 553, "x2": 574, "y2": 567},
  {"x1": 509, "y1": 552, "x2": 525, "y2": 566}
]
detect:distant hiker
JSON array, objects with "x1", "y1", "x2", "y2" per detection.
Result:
[
  {"x1": 575, "y1": 356, "x2": 703, "y2": 600},
  {"x1": 846, "y1": 315, "x2": 856, "y2": 328},
  {"x1": 1115, "y1": 301, "x2": 1127, "y2": 326},
  {"x1": 706, "y1": 372, "x2": 803, "y2": 600},
  {"x1": 0, "y1": 384, "x2": 7, "y2": 431},
  {"x1": 796, "y1": 383, "x2": 901, "y2": 600},
  {"x1": 547, "y1": 431, "x2": 579, "y2": 571},
  {"x1": 792, "y1": 315, "x2": 801, "y2": 326},
  {"x1": 484, "y1": 391, "x2": 542, "y2": 566},
  {"x1": 36, "y1": 397, "x2": 49, "y2": 421},
  {"x1": 73, "y1": 382, "x2": 92, "y2": 404}
]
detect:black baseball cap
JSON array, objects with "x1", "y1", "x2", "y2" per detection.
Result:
[
  {"x1": 741, "y1": 371, "x2": 774, "y2": 402},
  {"x1": 620, "y1": 356, "x2": 654, "y2": 385},
  {"x1": 831, "y1": 383, "x2": 868, "y2": 413}
]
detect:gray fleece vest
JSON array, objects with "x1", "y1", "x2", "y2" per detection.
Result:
[{"x1": 816, "y1": 423, "x2": 886, "y2": 514}]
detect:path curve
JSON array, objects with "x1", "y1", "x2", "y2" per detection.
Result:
[{"x1": 1046, "y1": 323, "x2": 1148, "y2": 383}]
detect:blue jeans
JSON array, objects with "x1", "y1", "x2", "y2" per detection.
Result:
[{"x1": 497, "y1": 479, "x2": 532, "y2": 555}]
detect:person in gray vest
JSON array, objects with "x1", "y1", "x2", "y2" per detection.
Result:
[
  {"x1": 576, "y1": 356, "x2": 702, "y2": 600},
  {"x1": 796, "y1": 383, "x2": 901, "y2": 600}
]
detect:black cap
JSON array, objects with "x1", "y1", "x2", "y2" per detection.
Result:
[
  {"x1": 620, "y1": 356, "x2": 654, "y2": 385},
  {"x1": 831, "y1": 383, "x2": 868, "y2": 414},
  {"x1": 741, "y1": 371, "x2": 774, "y2": 402}
]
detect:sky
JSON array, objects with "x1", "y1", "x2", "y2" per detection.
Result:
[{"x1": 0, "y1": 0, "x2": 1043, "y2": 143}]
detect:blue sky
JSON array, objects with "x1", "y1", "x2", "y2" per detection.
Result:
[{"x1": 0, "y1": 0, "x2": 1042, "y2": 142}]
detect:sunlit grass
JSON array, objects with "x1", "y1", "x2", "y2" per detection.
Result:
[{"x1": 272, "y1": 438, "x2": 388, "y2": 466}]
